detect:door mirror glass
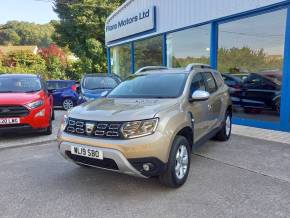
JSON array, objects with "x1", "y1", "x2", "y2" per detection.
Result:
[
  {"x1": 100, "y1": 90, "x2": 109, "y2": 97},
  {"x1": 190, "y1": 90, "x2": 210, "y2": 102}
]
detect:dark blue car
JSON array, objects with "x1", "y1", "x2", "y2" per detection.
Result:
[
  {"x1": 78, "y1": 74, "x2": 121, "y2": 103},
  {"x1": 46, "y1": 80, "x2": 78, "y2": 110}
]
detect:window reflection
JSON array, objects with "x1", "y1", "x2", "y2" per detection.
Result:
[
  {"x1": 110, "y1": 44, "x2": 131, "y2": 80},
  {"x1": 218, "y1": 9, "x2": 286, "y2": 122},
  {"x1": 134, "y1": 36, "x2": 162, "y2": 71},
  {"x1": 167, "y1": 25, "x2": 210, "y2": 67}
]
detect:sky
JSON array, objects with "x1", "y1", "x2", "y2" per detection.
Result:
[{"x1": 0, "y1": 0, "x2": 59, "y2": 24}]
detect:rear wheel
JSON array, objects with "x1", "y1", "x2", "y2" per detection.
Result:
[
  {"x1": 62, "y1": 98, "x2": 74, "y2": 110},
  {"x1": 214, "y1": 111, "x2": 232, "y2": 141},
  {"x1": 159, "y1": 136, "x2": 191, "y2": 188}
]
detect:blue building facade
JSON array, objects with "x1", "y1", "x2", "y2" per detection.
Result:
[{"x1": 105, "y1": 0, "x2": 290, "y2": 132}]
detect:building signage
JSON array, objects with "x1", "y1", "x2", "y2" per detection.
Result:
[{"x1": 105, "y1": 6, "x2": 156, "y2": 43}]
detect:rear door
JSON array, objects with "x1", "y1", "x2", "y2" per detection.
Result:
[
  {"x1": 187, "y1": 73, "x2": 210, "y2": 142},
  {"x1": 202, "y1": 72, "x2": 222, "y2": 131},
  {"x1": 48, "y1": 81, "x2": 63, "y2": 106}
]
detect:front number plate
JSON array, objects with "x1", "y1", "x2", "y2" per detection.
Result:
[
  {"x1": 71, "y1": 145, "x2": 104, "y2": 160},
  {"x1": 0, "y1": 118, "x2": 20, "y2": 125}
]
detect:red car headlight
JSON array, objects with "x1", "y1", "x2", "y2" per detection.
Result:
[{"x1": 26, "y1": 100, "x2": 44, "y2": 109}]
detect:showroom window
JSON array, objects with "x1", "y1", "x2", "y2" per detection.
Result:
[
  {"x1": 218, "y1": 9, "x2": 287, "y2": 122},
  {"x1": 110, "y1": 44, "x2": 131, "y2": 79},
  {"x1": 134, "y1": 36, "x2": 163, "y2": 72},
  {"x1": 167, "y1": 24, "x2": 211, "y2": 68}
]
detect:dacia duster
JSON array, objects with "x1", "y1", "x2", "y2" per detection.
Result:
[{"x1": 57, "y1": 64, "x2": 232, "y2": 188}]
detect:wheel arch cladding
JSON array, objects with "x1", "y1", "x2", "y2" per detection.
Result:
[{"x1": 176, "y1": 126, "x2": 193, "y2": 148}]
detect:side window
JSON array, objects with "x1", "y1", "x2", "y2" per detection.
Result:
[
  {"x1": 47, "y1": 82, "x2": 55, "y2": 90},
  {"x1": 213, "y1": 72, "x2": 224, "y2": 88},
  {"x1": 203, "y1": 72, "x2": 218, "y2": 94},
  {"x1": 190, "y1": 73, "x2": 206, "y2": 95}
]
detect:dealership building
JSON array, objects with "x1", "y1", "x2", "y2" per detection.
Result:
[{"x1": 105, "y1": 0, "x2": 290, "y2": 132}]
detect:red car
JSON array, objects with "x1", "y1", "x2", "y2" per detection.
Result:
[{"x1": 0, "y1": 74, "x2": 54, "y2": 135}]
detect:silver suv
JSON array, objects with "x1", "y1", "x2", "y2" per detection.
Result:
[{"x1": 57, "y1": 64, "x2": 232, "y2": 188}]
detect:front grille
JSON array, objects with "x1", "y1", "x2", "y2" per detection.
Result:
[
  {"x1": 65, "y1": 118, "x2": 123, "y2": 139},
  {"x1": 0, "y1": 106, "x2": 29, "y2": 118},
  {"x1": 66, "y1": 151, "x2": 119, "y2": 170}
]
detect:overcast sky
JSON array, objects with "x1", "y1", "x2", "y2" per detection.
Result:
[{"x1": 0, "y1": 0, "x2": 58, "y2": 24}]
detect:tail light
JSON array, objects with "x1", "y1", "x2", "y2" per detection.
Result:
[
  {"x1": 71, "y1": 85, "x2": 77, "y2": 92},
  {"x1": 232, "y1": 84, "x2": 242, "y2": 91}
]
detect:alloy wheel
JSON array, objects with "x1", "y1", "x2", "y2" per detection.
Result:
[
  {"x1": 63, "y1": 99, "x2": 74, "y2": 110},
  {"x1": 175, "y1": 145, "x2": 189, "y2": 180}
]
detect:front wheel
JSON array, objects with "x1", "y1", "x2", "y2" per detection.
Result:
[
  {"x1": 43, "y1": 118, "x2": 52, "y2": 135},
  {"x1": 159, "y1": 136, "x2": 191, "y2": 188}
]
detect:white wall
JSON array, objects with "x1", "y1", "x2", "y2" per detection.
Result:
[{"x1": 106, "y1": 0, "x2": 286, "y2": 46}]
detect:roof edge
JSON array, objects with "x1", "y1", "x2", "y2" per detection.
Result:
[{"x1": 106, "y1": 0, "x2": 135, "y2": 24}]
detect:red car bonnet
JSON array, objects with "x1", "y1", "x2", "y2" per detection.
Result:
[{"x1": 0, "y1": 90, "x2": 45, "y2": 106}]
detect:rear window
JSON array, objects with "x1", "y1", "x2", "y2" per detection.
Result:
[{"x1": 83, "y1": 76, "x2": 118, "y2": 90}]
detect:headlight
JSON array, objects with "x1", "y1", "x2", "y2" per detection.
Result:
[
  {"x1": 60, "y1": 114, "x2": 69, "y2": 131},
  {"x1": 26, "y1": 100, "x2": 44, "y2": 109},
  {"x1": 121, "y1": 118, "x2": 159, "y2": 139}
]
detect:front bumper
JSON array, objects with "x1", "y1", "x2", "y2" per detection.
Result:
[{"x1": 59, "y1": 141, "x2": 149, "y2": 178}]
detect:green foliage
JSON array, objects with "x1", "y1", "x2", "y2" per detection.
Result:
[
  {"x1": 0, "y1": 50, "x2": 47, "y2": 78},
  {"x1": 218, "y1": 47, "x2": 283, "y2": 73},
  {"x1": 53, "y1": 0, "x2": 125, "y2": 74},
  {"x1": 0, "y1": 21, "x2": 55, "y2": 47}
]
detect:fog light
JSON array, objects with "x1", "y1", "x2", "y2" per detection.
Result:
[
  {"x1": 143, "y1": 163, "x2": 154, "y2": 172},
  {"x1": 35, "y1": 109, "x2": 45, "y2": 118}
]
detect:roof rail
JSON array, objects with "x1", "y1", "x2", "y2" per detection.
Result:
[
  {"x1": 135, "y1": 66, "x2": 168, "y2": 74},
  {"x1": 185, "y1": 63, "x2": 212, "y2": 71}
]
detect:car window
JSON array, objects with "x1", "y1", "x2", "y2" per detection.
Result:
[
  {"x1": 203, "y1": 72, "x2": 218, "y2": 94},
  {"x1": 83, "y1": 77, "x2": 118, "y2": 90},
  {"x1": 213, "y1": 72, "x2": 224, "y2": 87},
  {"x1": 190, "y1": 73, "x2": 206, "y2": 95},
  {"x1": 47, "y1": 81, "x2": 57, "y2": 90},
  {"x1": 0, "y1": 76, "x2": 42, "y2": 93}
]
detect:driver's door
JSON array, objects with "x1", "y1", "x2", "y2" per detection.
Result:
[{"x1": 187, "y1": 73, "x2": 210, "y2": 143}]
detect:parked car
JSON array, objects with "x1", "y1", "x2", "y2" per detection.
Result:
[
  {"x1": 222, "y1": 73, "x2": 243, "y2": 106},
  {"x1": 242, "y1": 72, "x2": 281, "y2": 113},
  {"x1": 78, "y1": 74, "x2": 121, "y2": 103},
  {"x1": 0, "y1": 74, "x2": 54, "y2": 135},
  {"x1": 223, "y1": 72, "x2": 281, "y2": 113},
  {"x1": 57, "y1": 64, "x2": 232, "y2": 188},
  {"x1": 46, "y1": 80, "x2": 78, "y2": 110}
]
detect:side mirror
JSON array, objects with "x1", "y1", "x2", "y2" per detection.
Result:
[
  {"x1": 190, "y1": 90, "x2": 210, "y2": 102},
  {"x1": 76, "y1": 86, "x2": 81, "y2": 94},
  {"x1": 100, "y1": 90, "x2": 109, "y2": 97}
]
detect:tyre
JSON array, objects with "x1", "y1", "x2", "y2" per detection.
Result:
[
  {"x1": 62, "y1": 98, "x2": 74, "y2": 111},
  {"x1": 159, "y1": 136, "x2": 191, "y2": 188},
  {"x1": 43, "y1": 118, "x2": 52, "y2": 135},
  {"x1": 214, "y1": 111, "x2": 232, "y2": 141},
  {"x1": 51, "y1": 108, "x2": 55, "y2": 121}
]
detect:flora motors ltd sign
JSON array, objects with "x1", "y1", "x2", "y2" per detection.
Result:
[{"x1": 105, "y1": 6, "x2": 156, "y2": 43}]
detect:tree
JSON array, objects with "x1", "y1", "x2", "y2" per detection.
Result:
[
  {"x1": 0, "y1": 21, "x2": 55, "y2": 47},
  {"x1": 39, "y1": 44, "x2": 67, "y2": 79},
  {"x1": 0, "y1": 50, "x2": 47, "y2": 78},
  {"x1": 53, "y1": 0, "x2": 125, "y2": 74}
]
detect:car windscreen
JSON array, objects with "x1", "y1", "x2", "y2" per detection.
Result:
[
  {"x1": 82, "y1": 76, "x2": 118, "y2": 90},
  {"x1": 0, "y1": 76, "x2": 42, "y2": 93},
  {"x1": 108, "y1": 73, "x2": 187, "y2": 99}
]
